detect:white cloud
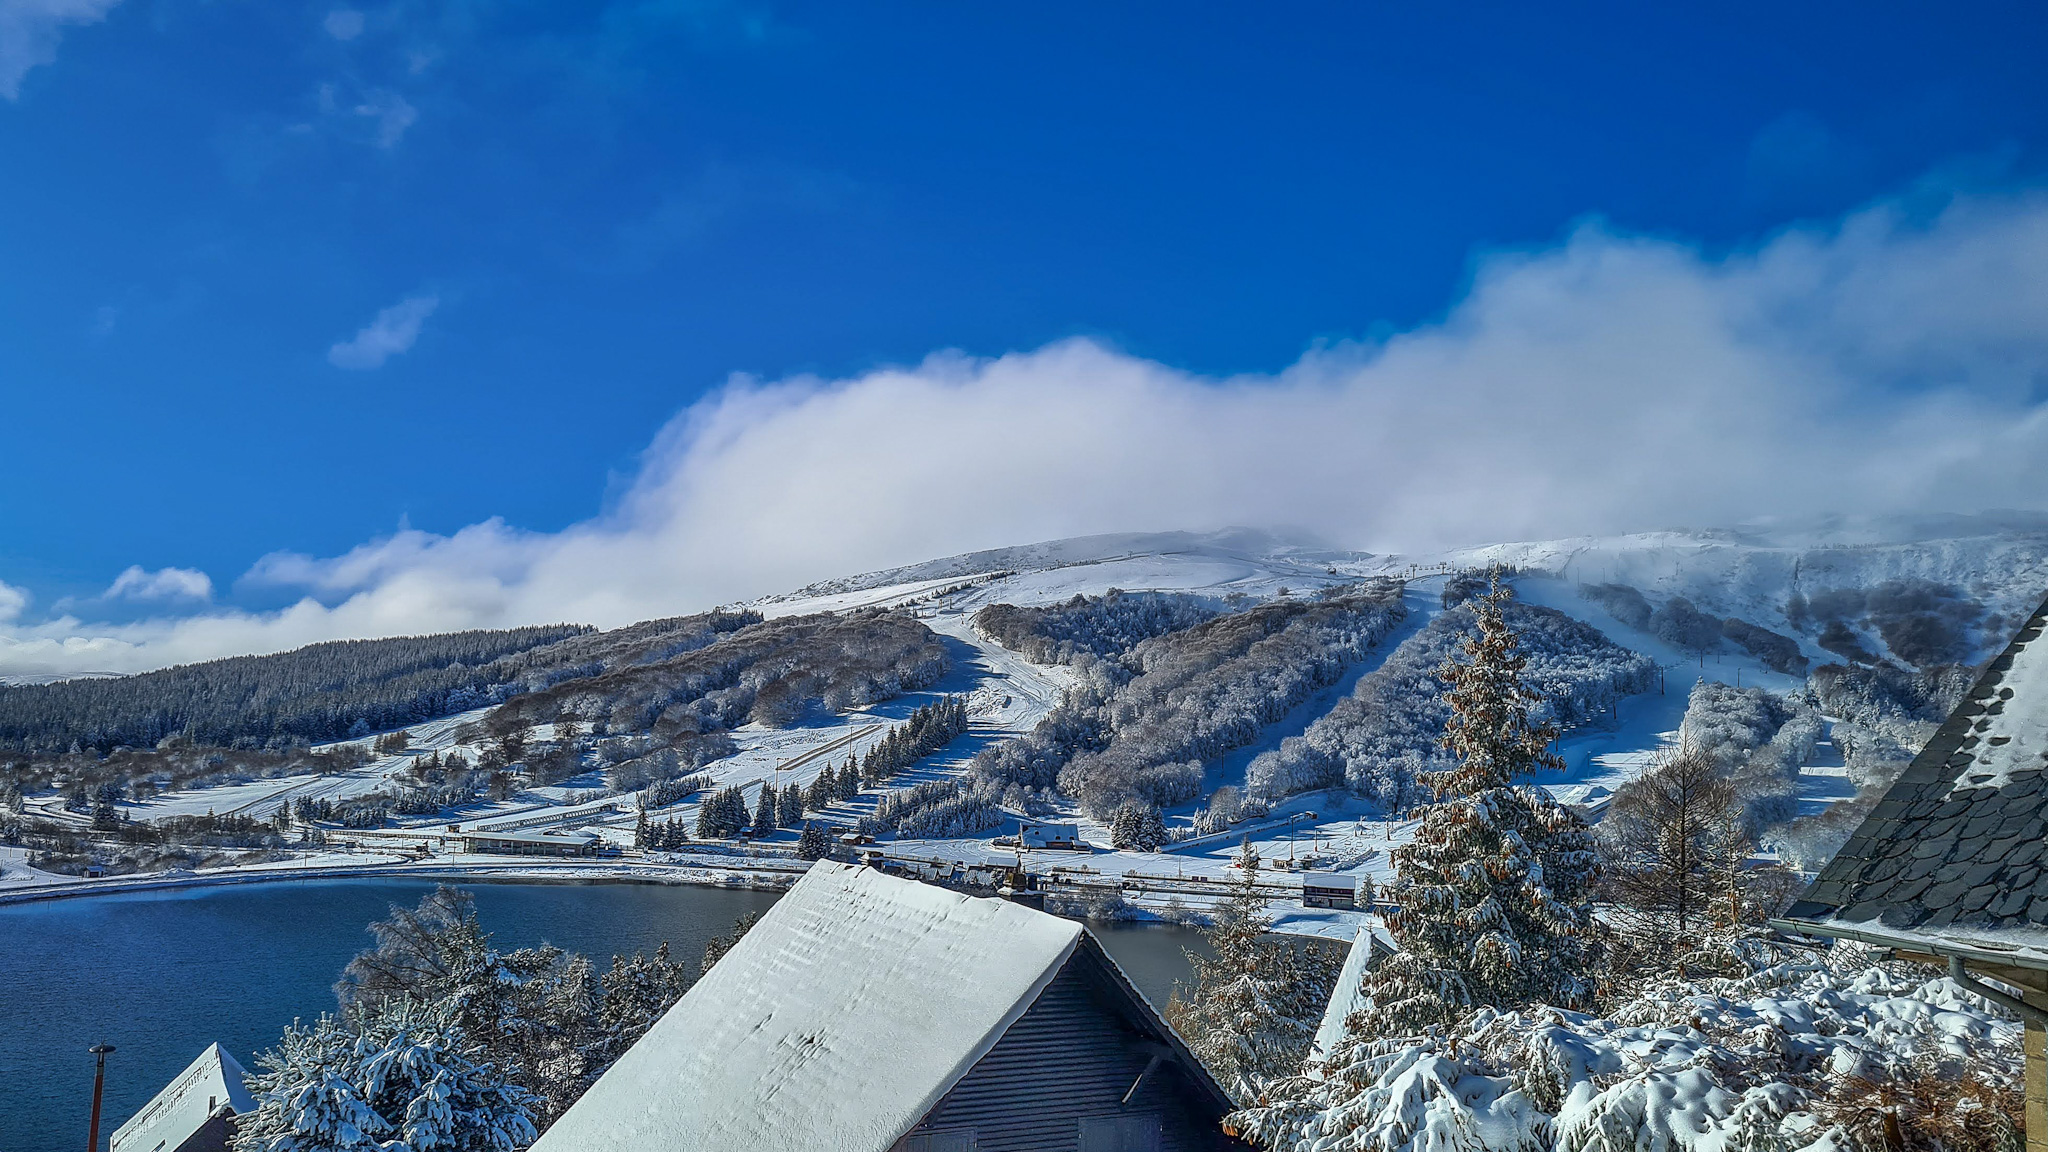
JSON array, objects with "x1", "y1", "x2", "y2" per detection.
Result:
[
  {"x1": 0, "y1": 0, "x2": 120, "y2": 99},
  {"x1": 354, "y1": 89, "x2": 416, "y2": 147},
  {"x1": 323, "y1": 7, "x2": 364, "y2": 41},
  {"x1": 0, "y1": 580, "x2": 26, "y2": 623},
  {"x1": 10, "y1": 182, "x2": 2048, "y2": 677},
  {"x1": 328, "y1": 294, "x2": 438, "y2": 369},
  {"x1": 105, "y1": 565, "x2": 212, "y2": 602}
]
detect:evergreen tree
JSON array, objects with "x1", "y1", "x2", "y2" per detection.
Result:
[
  {"x1": 1349, "y1": 572, "x2": 1600, "y2": 1034},
  {"x1": 752, "y1": 783, "x2": 776, "y2": 833},
  {"x1": 796, "y1": 822, "x2": 831, "y2": 861},
  {"x1": 1166, "y1": 845, "x2": 1335, "y2": 1102},
  {"x1": 596, "y1": 943, "x2": 693, "y2": 1065},
  {"x1": 1108, "y1": 801, "x2": 1168, "y2": 851},
  {"x1": 804, "y1": 773, "x2": 834, "y2": 813},
  {"x1": 699, "y1": 911, "x2": 762, "y2": 975},
  {"x1": 233, "y1": 999, "x2": 538, "y2": 1152},
  {"x1": 776, "y1": 781, "x2": 803, "y2": 828},
  {"x1": 834, "y1": 758, "x2": 859, "y2": 801}
]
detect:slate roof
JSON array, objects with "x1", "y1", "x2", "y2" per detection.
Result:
[
  {"x1": 532, "y1": 860, "x2": 1230, "y2": 1152},
  {"x1": 1778, "y1": 593, "x2": 2048, "y2": 968}
]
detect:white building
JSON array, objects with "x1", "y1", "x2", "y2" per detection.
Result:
[{"x1": 111, "y1": 1043, "x2": 253, "y2": 1152}]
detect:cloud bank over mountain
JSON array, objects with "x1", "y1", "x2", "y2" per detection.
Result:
[{"x1": 8, "y1": 182, "x2": 2048, "y2": 677}]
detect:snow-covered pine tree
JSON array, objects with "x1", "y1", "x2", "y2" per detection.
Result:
[
  {"x1": 804, "y1": 773, "x2": 833, "y2": 813},
  {"x1": 1352, "y1": 572, "x2": 1600, "y2": 1033},
  {"x1": 1166, "y1": 845, "x2": 1321, "y2": 1103},
  {"x1": 796, "y1": 822, "x2": 831, "y2": 861},
  {"x1": 233, "y1": 1000, "x2": 538, "y2": 1152},
  {"x1": 595, "y1": 942, "x2": 693, "y2": 1065},
  {"x1": 752, "y1": 783, "x2": 776, "y2": 833},
  {"x1": 1108, "y1": 801, "x2": 1167, "y2": 851},
  {"x1": 776, "y1": 781, "x2": 803, "y2": 828}
]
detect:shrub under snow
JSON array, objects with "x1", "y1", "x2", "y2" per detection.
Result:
[{"x1": 1231, "y1": 938, "x2": 2024, "y2": 1152}]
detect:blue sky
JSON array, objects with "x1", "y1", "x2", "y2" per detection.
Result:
[{"x1": 4, "y1": 1, "x2": 2048, "y2": 673}]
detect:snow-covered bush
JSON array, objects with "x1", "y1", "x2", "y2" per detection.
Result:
[
  {"x1": 1232, "y1": 939, "x2": 2025, "y2": 1152},
  {"x1": 1248, "y1": 600, "x2": 1655, "y2": 809}
]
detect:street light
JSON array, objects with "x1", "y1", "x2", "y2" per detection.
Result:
[{"x1": 86, "y1": 1043, "x2": 116, "y2": 1152}]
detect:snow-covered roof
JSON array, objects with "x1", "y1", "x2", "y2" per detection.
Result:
[
  {"x1": 1780, "y1": 592, "x2": 2048, "y2": 967},
  {"x1": 1311, "y1": 925, "x2": 1393, "y2": 1062},
  {"x1": 531, "y1": 861, "x2": 1085, "y2": 1152},
  {"x1": 111, "y1": 1043, "x2": 254, "y2": 1152}
]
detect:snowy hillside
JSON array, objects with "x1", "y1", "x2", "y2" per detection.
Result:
[{"x1": 10, "y1": 519, "x2": 2044, "y2": 941}]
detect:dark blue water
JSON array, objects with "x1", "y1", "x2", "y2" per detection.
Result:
[{"x1": 0, "y1": 879, "x2": 1201, "y2": 1151}]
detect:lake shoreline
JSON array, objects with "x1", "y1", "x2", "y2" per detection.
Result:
[{"x1": 0, "y1": 855, "x2": 804, "y2": 907}]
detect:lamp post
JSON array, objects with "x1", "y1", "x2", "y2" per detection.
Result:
[{"x1": 86, "y1": 1043, "x2": 115, "y2": 1152}]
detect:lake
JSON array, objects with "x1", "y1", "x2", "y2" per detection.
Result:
[{"x1": 0, "y1": 878, "x2": 1205, "y2": 1150}]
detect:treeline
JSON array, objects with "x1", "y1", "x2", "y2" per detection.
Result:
[
  {"x1": 1580, "y1": 582, "x2": 1809, "y2": 674},
  {"x1": 1789, "y1": 578, "x2": 1987, "y2": 667},
  {"x1": 2, "y1": 742, "x2": 369, "y2": 818},
  {"x1": 957, "y1": 582, "x2": 1409, "y2": 827},
  {"x1": 859, "y1": 696, "x2": 969, "y2": 784},
  {"x1": 1248, "y1": 598, "x2": 1656, "y2": 809},
  {"x1": 0, "y1": 625, "x2": 592, "y2": 754},
  {"x1": 480, "y1": 610, "x2": 949, "y2": 742},
  {"x1": 973, "y1": 590, "x2": 1222, "y2": 665}
]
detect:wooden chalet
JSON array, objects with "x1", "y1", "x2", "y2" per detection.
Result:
[{"x1": 532, "y1": 860, "x2": 1247, "y2": 1152}]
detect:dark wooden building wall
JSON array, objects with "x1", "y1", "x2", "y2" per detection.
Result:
[{"x1": 894, "y1": 948, "x2": 1244, "y2": 1152}]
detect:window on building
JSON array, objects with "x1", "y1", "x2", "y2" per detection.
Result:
[{"x1": 1078, "y1": 1113, "x2": 1162, "y2": 1152}]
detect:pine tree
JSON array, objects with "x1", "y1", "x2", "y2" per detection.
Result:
[
  {"x1": 796, "y1": 822, "x2": 831, "y2": 861},
  {"x1": 835, "y1": 758, "x2": 859, "y2": 801},
  {"x1": 753, "y1": 783, "x2": 776, "y2": 833},
  {"x1": 1349, "y1": 572, "x2": 1600, "y2": 1035},
  {"x1": 596, "y1": 942, "x2": 693, "y2": 1064},
  {"x1": 1166, "y1": 845, "x2": 1325, "y2": 1102},
  {"x1": 777, "y1": 782, "x2": 803, "y2": 828},
  {"x1": 1108, "y1": 801, "x2": 1167, "y2": 851},
  {"x1": 233, "y1": 1000, "x2": 539, "y2": 1152},
  {"x1": 804, "y1": 773, "x2": 833, "y2": 813}
]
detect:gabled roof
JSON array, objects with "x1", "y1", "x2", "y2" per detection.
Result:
[
  {"x1": 1310, "y1": 925, "x2": 1394, "y2": 1062},
  {"x1": 531, "y1": 861, "x2": 1087, "y2": 1152},
  {"x1": 111, "y1": 1043, "x2": 254, "y2": 1152},
  {"x1": 1778, "y1": 594, "x2": 2048, "y2": 969}
]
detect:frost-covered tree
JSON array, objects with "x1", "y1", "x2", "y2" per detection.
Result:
[
  {"x1": 752, "y1": 783, "x2": 776, "y2": 832},
  {"x1": 1348, "y1": 574, "x2": 1600, "y2": 1035},
  {"x1": 232, "y1": 999, "x2": 537, "y2": 1152},
  {"x1": 1108, "y1": 801, "x2": 1168, "y2": 851},
  {"x1": 699, "y1": 910, "x2": 762, "y2": 976},
  {"x1": 1167, "y1": 846, "x2": 1340, "y2": 1102},
  {"x1": 1599, "y1": 750, "x2": 1747, "y2": 948},
  {"x1": 776, "y1": 781, "x2": 804, "y2": 828},
  {"x1": 796, "y1": 822, "x2": 831, "y2": 860},
  {"x1": 595, "y1": 942, "x2": 693, "y2": 1065}
]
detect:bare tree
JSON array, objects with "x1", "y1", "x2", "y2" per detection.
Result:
[{"x1": 1599, "y1": 750, "x2": 1748, "y2": 946}]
